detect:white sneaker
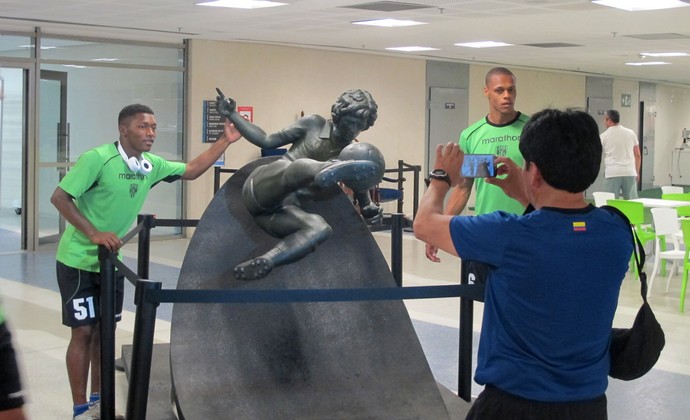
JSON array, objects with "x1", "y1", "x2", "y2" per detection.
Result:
[
  {"x1": 73, "y1": 408, "x2": 97, "y2": 420},
  {"x1": 82, "y1": 400, "x2": 126, "y2": 420}
]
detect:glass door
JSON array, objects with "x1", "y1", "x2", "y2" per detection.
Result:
[
  {"x1": 0, "y1": 66, "x2": 27, "y2": 252},
  {"x1": 38, "y1": 70, "x2": 68, "y2": 245}
]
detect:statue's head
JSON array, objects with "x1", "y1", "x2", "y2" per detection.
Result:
[
  {"x1": 338, "y1": 142, "x2": 386, "y2": 192},
  {"x1": 331, "y1": 89, "x2": 378, "y2": 136}
]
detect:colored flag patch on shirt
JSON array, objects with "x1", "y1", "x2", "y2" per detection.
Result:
[{"x1": 572, "y1": 221, "x2": 587, "y2": 232}]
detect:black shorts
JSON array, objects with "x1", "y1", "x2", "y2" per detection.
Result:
[
  {"x1": 466, "y1": 385, "x2": 607, "y2": 420},
  {"x1": 57, "y1": 261, "x2": 125, "y2": 327},
  {"x1": 0, "y1": 322, "x2": 25, "y2": 411}
]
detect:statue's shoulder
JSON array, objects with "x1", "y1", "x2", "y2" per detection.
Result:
[{"x1": 298, "y1": 113, "x2": 327, "y2": 125}]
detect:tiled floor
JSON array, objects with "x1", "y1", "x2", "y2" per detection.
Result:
[{"x1": 1, "y1": 228, "x2": 690, "y2": 419}]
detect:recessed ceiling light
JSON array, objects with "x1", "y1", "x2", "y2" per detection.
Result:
[
  {"x1": 196, "y1": 0, "x2": 287, "y2": 9},
  {"x1": 386, "y1": 46, "x2": 440, "y2": 52},
  {"x1": 352, "y1": 18, "x2": 427, "y2": 27},
  {"x1": 625, "y1": 61, "x2": 670, "y2": 66},
  {"x1": 592, "y1": 0, "x2": 690, "y2": 11},
  {"x1": 640, "y1": 52, "x2": 689, "y2": 57},
  {"x1": 454, "y1": 41, "x2": 513, "y2": 48}
]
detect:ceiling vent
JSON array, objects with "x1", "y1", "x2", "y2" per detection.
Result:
[
  {"x1": 342, "y1": 1, "x2": 433, "y2": 12},
  {"x1": 522, "y1": 42, "x2": 582, "y2": 48},
  {"x1": 624, "y1": 33, "x2": 690, "y2": 40}
]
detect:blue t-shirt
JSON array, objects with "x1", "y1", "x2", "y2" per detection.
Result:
[{"x1": 450, "y1": 206, "x2": 631, "y2": 402}]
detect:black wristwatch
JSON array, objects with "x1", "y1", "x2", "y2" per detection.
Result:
[{"x1": 424, "y1": 169, "x2": 451, "y2": 187}]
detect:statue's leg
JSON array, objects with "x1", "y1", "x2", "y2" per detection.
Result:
[
  {"x1": 234, "y1": 205, "x2": 332, "y2": 280},
  {"x1": 313, "y1": 159, "x2": 379, "y2": 188}
]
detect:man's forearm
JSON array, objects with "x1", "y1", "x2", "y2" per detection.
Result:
[{"x1": 444, "y1": 182, "x2": 471, "y2": 215}]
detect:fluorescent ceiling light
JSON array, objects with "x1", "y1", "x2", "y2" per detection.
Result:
[
  {"x1": 592, "y1": 0, "x2": 690, "y2": 11},
  {"x1": 352, "y1": 18, "x2": 426, "y2": 27},
  {"x1": 386, "y1": 46, "x2": 440, "y2": 52},
  {"x1": 625, "y1": 61, "x2": 670, "y2": 66},
  {"x1": 454, "y1": 41, "x2": 513, "y2": 48},
  {"x1": 196, "y1": 0, "x2": 287, "y2": 9},
  {"x1": 640, "y1": 52, "x2": 689, "y2": 57},
  {"x1": 91, "y1": 58, "x2": 119, "y2": 62},
  {"x1": 18, "y1": 44, "x2": 55, "y2": 50}
]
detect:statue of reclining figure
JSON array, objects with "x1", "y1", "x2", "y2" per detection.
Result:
[{"x1": 215, "y1": 88, "x2": 385, "y2": 280}]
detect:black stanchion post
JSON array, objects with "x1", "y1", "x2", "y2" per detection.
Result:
[
  {"x1": 396, "y1": 160, "x2": 404, "y2": 214},
  {"x1": 458, "y1": 259, "x2": 473, "y2": 402},
  {"x1": 126, "y1": 280, "x2": 162, "y2": 420},
  {"x1": 412, "y1": 165, "x2": 420, "y2": 220},
  {"x1": 137, "y1": 214, "x2": 154, "y2": 279},
  {"x1": 391, "y1": 213, "x2": 403, "y2": 287},
  {"x1": 213, "y1": 166, "x2": 220, "y2": 195},
  {"x1": 98, "y1": 245, "x2": 117, "y2": 420}
]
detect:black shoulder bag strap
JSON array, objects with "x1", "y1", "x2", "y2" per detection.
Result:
[{"x1": 601, "y1": 205, "x2": 648, "y2": 299}]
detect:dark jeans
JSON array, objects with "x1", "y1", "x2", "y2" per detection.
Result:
[{"x1": 466, "y1": 385, "x2": 607, "y2": 420}]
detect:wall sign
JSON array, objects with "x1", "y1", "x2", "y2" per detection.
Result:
[{"x1": 621, "y1": 93, "x2": 632, "y2": 108}]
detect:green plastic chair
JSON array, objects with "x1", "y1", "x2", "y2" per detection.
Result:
[
  {"x1": 606, "y1": 199, "x2": 656, "y2": 278},
  {"x1": 679, "y1": 219, "x2": 690, "y2": 312},
  {"x1": 662, "y1": 193, "x2": 690, "y2": 217}
]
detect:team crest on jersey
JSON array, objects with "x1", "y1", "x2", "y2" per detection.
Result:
[
  {"x1": 129, "y1": 184, "x2": 138, "y2": 198},
  {"x1": 495, "y1": 145, "x2": 508, "y2": 157}
]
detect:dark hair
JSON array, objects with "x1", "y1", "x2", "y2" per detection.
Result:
[
  {"x1": 118, "y1": 104, "x2": 154, "y2": 125},
  {"x1": 485, "y1": 67, "x2": 515, "y2": 86},
  {"x1": 519, "y1": 108, "x2": 602, "y2": 193},
  {"x1": 605, "y1": 109, "x2": 620, "y2": 124},
  {"x1": 331, "y1": 89, "x2": 378, "y2": 130}
]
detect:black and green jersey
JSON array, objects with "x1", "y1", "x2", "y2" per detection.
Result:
[
  {"x1": 459, "y1": 112, "x2": 529, "y2": 215},
  {"x1": 56, "y1": 142, "x2": 186, "y2": 272}
]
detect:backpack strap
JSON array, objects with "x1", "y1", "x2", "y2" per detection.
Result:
[{"x1": 601, "y1": 205, "x2": 649, "y2": 300}]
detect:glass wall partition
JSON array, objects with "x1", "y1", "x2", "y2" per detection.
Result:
[{"x1": 0, "y1": 30, "x2": 186, "y2": 250}]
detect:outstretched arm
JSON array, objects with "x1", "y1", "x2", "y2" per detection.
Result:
[
  {"x1": 215, "y1": 88, "x2": 289, "y2": 149},
  {"x1": 183, "y1": 120, "x2": 242, "y2": 180}
]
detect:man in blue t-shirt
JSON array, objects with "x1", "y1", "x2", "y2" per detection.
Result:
[{"x1": 414, "y1": 109, "x2": 632, "y2": 419}]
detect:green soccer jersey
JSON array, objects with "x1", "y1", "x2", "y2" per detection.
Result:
[
  {"x1": 459, "y1": 112, "x2": 529, "y2": 215},
  {"x1": 56, "y1": 142, "x2": 186, "y2": 272}
]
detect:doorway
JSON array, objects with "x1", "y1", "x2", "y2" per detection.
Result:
[
  {"x1": 0, "y1": 66, "x2": 28, "y2": 252},
  {"x1": 37, "y1": 70, "x2": 68, "y2": 245}
]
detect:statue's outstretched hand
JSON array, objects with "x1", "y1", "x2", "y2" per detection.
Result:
[
  {"x1": 361, "y1": 203, "x2": 383, "y2": 226},
  {"x1": 215, "y1": 87, "x2": 236, "y2": 118}
]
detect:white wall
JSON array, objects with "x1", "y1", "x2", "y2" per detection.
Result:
[
  {"x1": 186, "y1": 40, "x2": 426, "y2": 220},
  {"x1": 184, "y1": 40, "x2": 690, "y2": 222},
  {"x1": 654, "y1": 85, "x2": 690, "y2": 186}
]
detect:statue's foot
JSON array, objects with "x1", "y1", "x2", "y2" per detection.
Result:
[
  {"x1": 234, "y1": 257, "x2": 274, "y2": 280},
  {"x1": 314, "y1": 160, "x2": 379, "y2": 188}
]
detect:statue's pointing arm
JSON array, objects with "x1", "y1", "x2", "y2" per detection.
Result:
[{"x1": 215, "y1": 88, "x2": 284, "y2": 149}]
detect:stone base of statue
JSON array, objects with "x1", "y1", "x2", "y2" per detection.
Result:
[{"x1": 169, "y1": 157, "x2": 451, "y2": 419}]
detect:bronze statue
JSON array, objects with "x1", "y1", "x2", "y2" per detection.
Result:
[{"x1": 215, "y1": 88, "x2": 384, "y2": 280}]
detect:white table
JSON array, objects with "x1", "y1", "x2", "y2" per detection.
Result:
[{"x1": 629, "y1": 198, "x2": 690, "y2": 208}]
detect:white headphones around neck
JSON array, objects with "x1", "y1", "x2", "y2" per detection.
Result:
[{"x1": 117, "y1": 142, "x2": 152, "y2": 175}]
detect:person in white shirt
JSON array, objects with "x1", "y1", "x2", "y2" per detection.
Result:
[{"x1": 600, "y1": 109, "x2": 641, "y2": 199}]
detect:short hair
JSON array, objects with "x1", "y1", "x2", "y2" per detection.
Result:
[
  {"x1": 519, "y1": 108, "x2": 602, "y2": 193},
  {"x1": 118, "y1": 104, "x2": 154, "y2": 125},
  {"x1": 331, "y1": 89, "x2": 378, "y2": 130},
  {"x1": 485, "y1": 67, "x2": 515, "y2": 86},
  {"x1": 605, "y1": 109, "x2": 620, "y2": 124}
]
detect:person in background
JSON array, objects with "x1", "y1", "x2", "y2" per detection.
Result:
[
  {"x1": 414, "y1": 108, "x2": 631, "y2": 419},
  {"x1": 51, "y1": 104, "x2": 242, "y2": 419},
  {"x1": 426, "y1": 66, "x2": 529, "y2": 263},
  {"x1": 0, "y1": 301, "x2": 27, "y2": 420},
  {"x1": 600, "y1": 109, "x2": 641, "y2": 199}
]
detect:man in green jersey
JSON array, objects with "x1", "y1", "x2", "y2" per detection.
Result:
[
  {"x1": 426, "y1": 67, "x2": 528, "y2": 262},
  {"x1": 51, "y1": 104, "x2": 242, "y2": 419}
]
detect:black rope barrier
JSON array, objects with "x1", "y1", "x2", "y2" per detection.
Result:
[{"x1": 96, "y1": 212, "x2": 481, "y2": 420}]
